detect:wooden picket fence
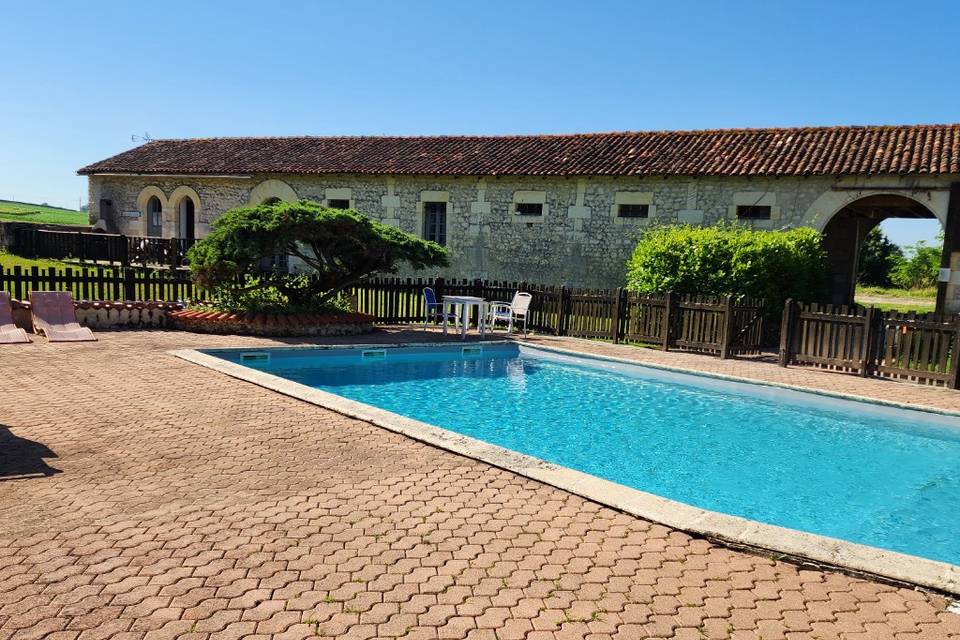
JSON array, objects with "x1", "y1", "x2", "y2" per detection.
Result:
[
  {"x1": 779, "y1": 300, "x2": 960, "y2": 387},
  {"x1": 0, "y1": 268, "x2": 767, "y2": 360},
  {"x1": 0, "y1": 265, "x2": 209, "y2": 303},
  {"x1": 349, "y1": 277, "x2": 766, "y2": 358},
  {"x1": 12, "y1": 228, "x2": 196, "y2": 268}
]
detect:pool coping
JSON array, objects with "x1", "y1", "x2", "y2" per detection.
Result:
[
  {"x1": 521, "y1": 339, "x2": 960, "y2": 418},
  {"x1": 171, "y1": 342, "x2": 960, "y2": 598}
]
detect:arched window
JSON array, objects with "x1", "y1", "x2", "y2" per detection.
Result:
[
  {"x1": 176, "y1": 197, "x2": 196, "y2": 240},
  {"x1": 146, "y1": 196, "x2": 162, "y2": 237}
]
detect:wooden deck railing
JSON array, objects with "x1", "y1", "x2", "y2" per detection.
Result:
[{"x1": 12, "y1": 228, "x2": 196, "y2": 268}]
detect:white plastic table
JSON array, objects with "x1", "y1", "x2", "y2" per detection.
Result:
[{"x1": 442, "y1": 295, "x2": 487, "y2": 340}]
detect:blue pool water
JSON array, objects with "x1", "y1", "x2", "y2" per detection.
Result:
[{"x1": 210, "y1": 343, "x2": 960, "y2": 566}]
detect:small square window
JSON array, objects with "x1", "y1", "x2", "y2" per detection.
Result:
[
  {"x1": 327, "y1": 199, "x2": 350, "y2": 210},
  {"x1": 515, "y1": 202, "x2": 543, "y2": 216},
  {"x1": 618, "y1": 203, "x2": 649, "y2": 218},
  {"x1": 736, "y1": 205, "x2": 771, "y2": 220}
]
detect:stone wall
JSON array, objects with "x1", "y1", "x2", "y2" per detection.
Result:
[
  {"x1": 87, "y1": 172, "x2": 956, "y2": 290},
  {"x1": 11, "y1": 300, "x2": 183, "y2": 332}
]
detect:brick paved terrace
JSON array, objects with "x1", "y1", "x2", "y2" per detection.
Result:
[{"x1": 3, "y1": 329, "x2": 960, "y2": 640}]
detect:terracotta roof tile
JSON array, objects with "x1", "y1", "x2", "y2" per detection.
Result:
[{"x1": 77, "y1": 124, "x2": 960, "y2": 178}]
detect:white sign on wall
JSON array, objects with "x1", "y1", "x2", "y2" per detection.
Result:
[{"x1": 122, "y1": 210, "x2": 141, "y2": 218}]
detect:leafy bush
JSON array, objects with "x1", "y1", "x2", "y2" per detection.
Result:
[
  {"x1": 625, "y1": 224, "x2": 829, "y2": 314},
  {"x1": 204, "y1": 275, "x2": 352, "y2": 316},
  {"x1": 857, "y1": 227, "x2": 903, "y2": 287},
  {"x1": 188, "y1": 200, "x2": 449, "y2": 312},
  {"x1": 890, "y1": 241, "x2": 941, "y2": 290}
]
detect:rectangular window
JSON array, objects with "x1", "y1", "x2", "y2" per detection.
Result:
[
  {"x1": 736, "y1": 205, "x2": 772, "y2": 220},
  {"x1": 423, "y1": 202, "x2": 447, "y2": 245},
  {"x1": 258, "y1": 253, "x2": 289, "y2": 273},
  {"x1": 327, "y1": 199, "x2": 350, "y2": 210},
  {"x1": 515, "y1": 202, "x2": 543, "y2": 216},
  {"x1": 618, "y1": 203, "x2": 649, "y2": 218}
]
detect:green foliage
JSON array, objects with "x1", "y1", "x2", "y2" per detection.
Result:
[
  {"x1": 205, "y1": 275, "x2": 352, "y2": 315},
  {"x1": 890, "y1": 241, "x2": 941, "y2": 290},
  {"x1": 857, "y1": 227, "x2": 903, "y2": 287},
  {"x1": 625, "y1": 224, "x2": 829, "y2": 313},
  {"x1": 187, "y1": 200, "x2": 449, "y2": 309}
]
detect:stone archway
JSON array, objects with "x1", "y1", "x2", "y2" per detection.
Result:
[
  {"x1": 820, "y1": 193, "x2": 940, "y2": 305},
  {"x1": 249, "y1": 179, "x2": 298, "y2": 205},
  {"x1": 169, "y1": 186, "x2": 201, "y2": 240}
]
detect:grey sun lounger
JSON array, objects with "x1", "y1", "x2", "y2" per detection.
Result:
[
  {"x1": 0, "y1": 292, "x2": 30, "y2": 344},
  {"x1": 29, "y1": 291, "x2": 96, "y2": 342}
]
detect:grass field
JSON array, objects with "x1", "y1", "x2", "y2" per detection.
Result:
[
  {"x1": 855, "y1": 285, "x2": 937, "y2": 313},
  {"x1": 0, "y1": 200, "x2": 88, "y2": 226},
  {"x1": 0, "y1": 252, "x2": 78, "y2": 271}
]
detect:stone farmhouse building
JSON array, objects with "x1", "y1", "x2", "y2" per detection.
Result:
[{"x1": 78, "y1": 124, "x2": 960, "y2": 311}]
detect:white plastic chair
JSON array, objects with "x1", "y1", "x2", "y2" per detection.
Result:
[{"x1": 487, "y1": 292, "x2": 532, "y2": 335}]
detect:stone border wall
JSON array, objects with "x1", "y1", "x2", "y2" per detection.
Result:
[
  {"x1": 11, "y1": 299, "x2": 183, "y2": 331},
  {"x1": 167, "y1": 309, "x2": 374, "y2": 337}
]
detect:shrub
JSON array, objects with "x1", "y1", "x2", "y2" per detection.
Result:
[
  {"x1": 203, "y1": 275, "x2": 352, "y2": 316},
  {"x1": 625, "y1": 224, "x2": 829, "y2": 314},
  {"x1": 188, "y1": 200, "x2": 449, "y2": 312},
  {"x1": 857, "y1": 227, "x2": 903, "y2": 287},
  {"x1": 890, "y1": 241, "x2": 941, "y2": 290}
]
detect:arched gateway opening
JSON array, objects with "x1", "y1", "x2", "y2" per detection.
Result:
[{"x1": 822, "y1": 194, "x2": 942, "y2": 306}]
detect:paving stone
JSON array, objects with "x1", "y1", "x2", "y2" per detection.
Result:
[{"x1": 1, "y1": 330, "x2": 959, "y2": 639}]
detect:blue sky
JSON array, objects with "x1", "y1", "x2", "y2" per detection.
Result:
[{"x1": 2, "y1": 0, "x2": 956, "y2": 247}]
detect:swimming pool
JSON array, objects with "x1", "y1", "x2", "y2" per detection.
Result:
[{"x1": 204, "y1": 342, "x2": 960, "y2": 570}]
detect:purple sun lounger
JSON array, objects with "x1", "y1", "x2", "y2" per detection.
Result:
[
  {"x1": 0, "y1": 292, "x2": 30, "y2": 344},
  {"x1": 29, "y1": 291, "x2": 96, "y2": 342}
]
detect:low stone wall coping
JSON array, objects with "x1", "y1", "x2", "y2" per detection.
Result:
[
  {"x1": 168, "y1": 309, "x2": 375, "y2": 337},
  {"x1": 10, "y1": 298, "x2": 184, "y2": 312}
]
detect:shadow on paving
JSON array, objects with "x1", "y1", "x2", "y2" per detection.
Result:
[{"x1": 0, "y1": 425, "x2": 60, "y2": 480}]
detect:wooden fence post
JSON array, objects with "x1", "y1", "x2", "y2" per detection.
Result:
[
  {"x1": 719, "y1": 294, "x2": 735, "y2": 359},
  {"x1": 123, "y1": 267, "x2": 136, "y2": 301},
  {"x1": 558, "y1": 286, "x2": 569, "y2": 336},
  {"x1": 611, "y1": 287, "x2": 624, "y2": 344},
  {"x1": 778, "y1": 298, "x2": 796, "y2": 367},
  {"x1": 14, "y1": 266, "x2": 23, "y2": 301},
  {"x1": 950, "y1": 317, "x2": 960, "y2": 390},
  {"x1": 662, "y1": 291, "x2": 675, "y2": 351},
  {"x1": 860, "y1": 306, "x2": 879, "y2": 377}
]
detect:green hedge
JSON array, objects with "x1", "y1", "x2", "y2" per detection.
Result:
[{"x1": 626, "y1": 224, "x2": 829, "y2": 315}]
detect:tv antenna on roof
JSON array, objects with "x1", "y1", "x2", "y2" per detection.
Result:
[{"x1": 131, "y1": 132, "x2": 154, "y2": 143}]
